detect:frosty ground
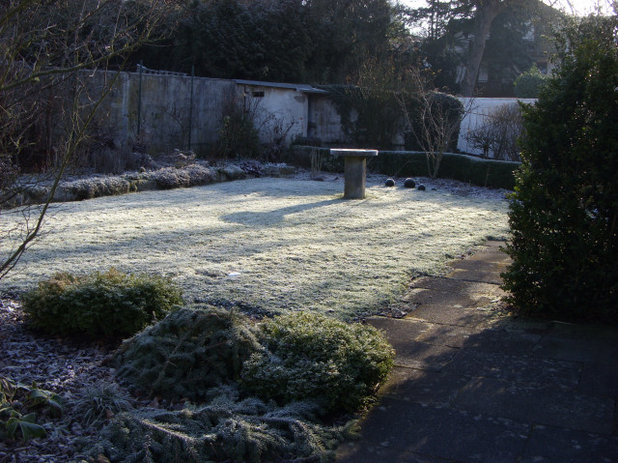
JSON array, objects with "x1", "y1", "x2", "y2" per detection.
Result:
[{"x1": 1, "y1": 174, "x2": 510, "y2": 320}]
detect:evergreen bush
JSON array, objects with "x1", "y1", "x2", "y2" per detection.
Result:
[
  {"x1": 241, "y1": 312, "x2": 395, "y2": 414},
  {"x1": 502, "y1": 16, "x2": 618, "y2": 322},
  {"x1": 287, "y1": 146, "x2": 518, "y2": 189},
  {"x1": 94, "y1": 388, "x2": 347, "y2": 463},
  {"x1": 513, "y1": 64, "x2": 549, "y2": 98},
  {"x1": 23, "y1": 268, "x2": 182, "y2": 339},
  {"x1": 114, "y1": 308, "x2": 262, "y2": 401}
]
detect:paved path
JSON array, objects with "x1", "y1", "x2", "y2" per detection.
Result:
[{"x1": 337, "y1": 241, "x2": 618, "y2": 463}]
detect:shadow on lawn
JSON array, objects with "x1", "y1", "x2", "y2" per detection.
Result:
[{"x1": 221, "y1": 198, "x2": 342, "y2": 225}]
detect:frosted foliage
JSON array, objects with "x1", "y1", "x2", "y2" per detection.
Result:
[
  {"x1": 114, "y1": 308, "x2": 262, "y2": 401},
  {"x1": 95, "y1": 389, "x2": 345, "y2": 463},
  {"x1": 0, "y1": 178, "x2": 508, "y2": 318}
]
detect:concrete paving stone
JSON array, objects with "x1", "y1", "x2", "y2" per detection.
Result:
[
  {"x1": 404, "y1": 278, "x2": 506, "y2": 327},
  {"x1": 367, "y1": 317, "x2": 460, "y2": 370},
  {"x1": 462, "y1": 327, "x2": 542, "y2": 354},
  {"x1": 579, "y1": 362, "x2": 618, "y2": 400},
  {"x1": 415, "y1": 323, "x2": 475, "y2": 348},
  {"x1": 407, "y1": 276, "x2": 505, "y2": 297},
  {"x1": 367, "y1": 317, "x2": 432, "y2": 341},
  {"x1": 532, "y1": 335, "x2": 618, "y2": 364},
  {"x1": 409, "y1": 300, "x2": 497, "y2": 327},
  {"x1": 442, "y1": 350, "x2": 582, "y2": 390},
  {"x1": 391, "y1": 340, "x2": 459, "y2": 371},
  {"x1": 447, "y1": 259, "x2": 509, "y2": 284},
  {"x1": 545, "y1": 321, "x2": 618, "y2": 342},
  {"x1": 491, "y1": 317, "x2": 554, "y2": 335},
  {"x1": 454, "y1": 377, "x2": 615, "y2": 435},
  {"x1": 520, "y1": 424, "x2": 618, "y2": 463},
  {"x1": 450, "y1": 241, "x2": 508, "y2": 263},
  {"x1": 379, "y1": 367, "x2": 470, "y2": 406},
  {"x1": 336, "y1": 398, "x2": 529, "y2": 463}
]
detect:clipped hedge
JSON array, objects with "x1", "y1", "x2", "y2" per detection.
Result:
[
  {"x1": 23, "y1": 268, "x2": 182, "y2": 339},
  {"x1": 241, "y1": 312, "x2": 395, "y2": 414},
  {"x1": 286, "y1": 146, "x2": 518, "y2": 189}
]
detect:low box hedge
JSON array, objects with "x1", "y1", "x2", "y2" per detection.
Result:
[{"x1": 287, "y1": 146, "x2": 519, "y2": 190}]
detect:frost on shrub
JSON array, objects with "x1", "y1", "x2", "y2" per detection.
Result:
[
  {"x1": 23, "y1": 268, "x2": 182, "y2": 339},
  {"x1": 151, "y1": 165, "x2": 214, "y2": 189},
  {"x1": 60, "y1": 176, "x2": 133, "y2": 201},
  {"x1": 242, "y1": 312, "x2": 395, "y2": 414},
  {"x1": 114, "y1": 308, "x2": 262, "y2": 401},
  {"x1": 93, "y1": 388, "x2": 347, "y2": 463}
]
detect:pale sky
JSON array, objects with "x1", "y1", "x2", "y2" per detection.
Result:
[{"x1": 400, "y1": 0, "x2": 615, "y2": 17}]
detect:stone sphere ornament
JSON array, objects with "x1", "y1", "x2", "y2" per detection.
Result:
[
  {"x1": 385, "y1": 178, "x2": 395, "y2": 187},
  {"x1": 403, "y1": 178, "x2": 416, "y2": 188}
]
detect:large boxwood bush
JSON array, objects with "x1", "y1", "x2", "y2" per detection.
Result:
[
  {"x1": 241, "y1": 312, "x2": 395, "y2": 414},
  {"x1": 502, "y1": 16, "x2": 618, "y2": 322},
  {"x1": 23, "y1": 268, "x2": 182, "y2": 338}
]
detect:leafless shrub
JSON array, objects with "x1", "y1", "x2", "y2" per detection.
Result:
[
  {"x1": 466, "y1": 103, "x2": 524, "y2": 161},
  {"x1": 0, "y1": 0, "x2": 172, "y2": 279}
]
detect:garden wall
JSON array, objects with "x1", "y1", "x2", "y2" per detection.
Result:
[{"x1": 87, "y1": 69, "x2": 235, "y2": 156}]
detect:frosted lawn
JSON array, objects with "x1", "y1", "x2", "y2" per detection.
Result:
[{"x1": 1, "y1": 177, "x2": 509, "y2": 319}]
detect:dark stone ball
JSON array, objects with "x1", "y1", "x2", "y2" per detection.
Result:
[
  {"x1": 385, "y1": 178, "x2": 396, "y2": 187},
  {"x1": 417, "y1": 184, "x2": 426, "y2": 191},
  {"x1": 403, "y1": 178, "x2": 416, "y2": 188}
]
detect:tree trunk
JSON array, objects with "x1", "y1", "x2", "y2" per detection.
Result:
[{"x1": 460, "y1": 0, "x2": 503, "y2": 96}]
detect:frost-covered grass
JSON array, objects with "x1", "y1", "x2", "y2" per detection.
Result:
[{"x1": 1, "y1": 177, "x2": 509, "y2": 319}]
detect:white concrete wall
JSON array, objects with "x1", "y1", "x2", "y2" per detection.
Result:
[
  {"x1": 457, "y1": 97, "x2": 536, "y2": 156},
  {"x1": 239, "y1": 85, "x2": 309, "y2": 145}
]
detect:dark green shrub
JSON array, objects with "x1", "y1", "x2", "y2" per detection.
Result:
[
  {"x1": 502, "y1": 15, "x2": 618, "y2": 322},
  {"x1": 513, "y1": 64, "x2": 549, "y2": 98},
  {"x1": 323, "y1": 84, "x2": 402, "y2": 149},
  {"x1": 286, "y1": 146, "x2": 518, "y2": 189},
  {"x1": 241, "y1": 312, "x2": 394, "y2": 414},
  {"x1": 23, "y1": 268, "x2": 182, "y2": 339},
  {"x1": 114, "y1": 308, "x2": 262, "y2": 401}
]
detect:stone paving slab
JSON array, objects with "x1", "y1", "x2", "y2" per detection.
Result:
[
  {"x1": 442, "y1": 350, "x2": 582, "y2": 390},
  {"x1": 454, "y1": 377, "x2": 615, "y2": 434},
  {"x1": 414, "y1": 323, "x2": 475, "y2": 348},
  {"x1": 335, "y1": 241, "x2": 618, "y2": 463},
  {"x1": 367, "y1": 317, "x2": 432, "y2": 341},
  {"x1": 532, "y1": 333, "x2": 618, "y2": 364},
  {"x1": 336, "y1": 398, "x2": 530, "y2": 463},
  {"x1": 404, "y1": 278, "x2": 505, "y2": 327},
  {"x1": 579, "y1": 361, "x2": 618, "y2": 399},
  {"x1": 379, "y1": 367, "x2": 469, "y2": 406},
  {"x1": 367, "y1": 317, "x2": 460, "y2": 370},
  {"x1": 446, "y1": 241, "x2": 510, "y2": 284},
  {"x1": 521, "y1": 425, "x2": 618, "y2": 463},
  {"x1": 417, "y1": 323, "x2": 543, "y2": 353}
]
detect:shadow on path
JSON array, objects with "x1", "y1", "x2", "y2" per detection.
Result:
[{"x1": 336, "y1": 241, "x2": 618, "y2": 463}]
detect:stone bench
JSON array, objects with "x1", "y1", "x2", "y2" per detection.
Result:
[{"x1": 330, "y1": 149, "x2": 379, "y2": 199}]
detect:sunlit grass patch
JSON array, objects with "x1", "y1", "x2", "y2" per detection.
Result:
[{"x1": 1, "y1": 177, "x2": 509, "y2": 319}]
